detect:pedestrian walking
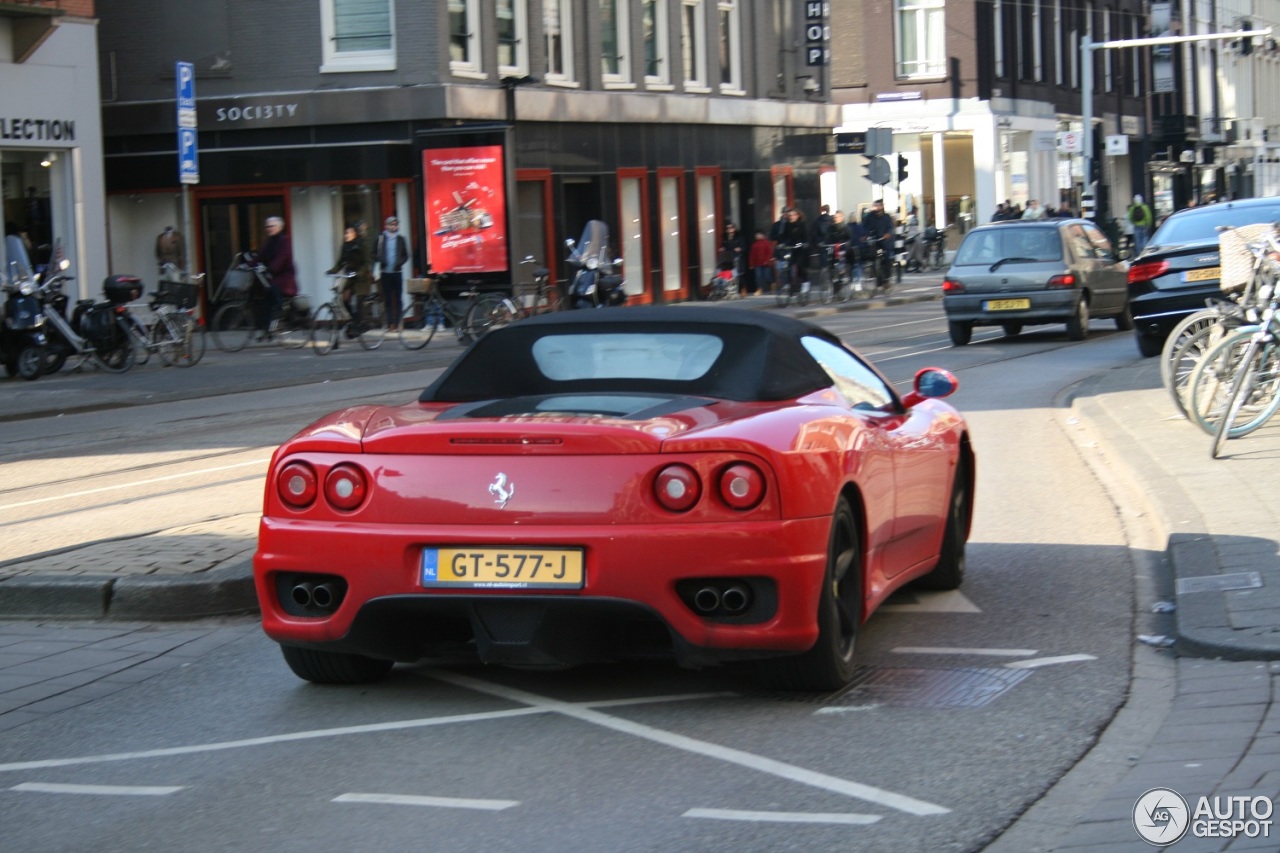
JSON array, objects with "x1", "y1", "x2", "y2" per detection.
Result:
[
  {"x1": 1128, "y1": 194, "x2": 1154, "y2": 255},
  {"x1": 374, "y1": 216, "x2": 408, "y2": 330}
]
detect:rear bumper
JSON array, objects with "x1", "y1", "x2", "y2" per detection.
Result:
[
  {"x1": 1130, "y1": 284, "x2": 1220, "y2": 339},
  {"x1": 254, "y1": 517, "x2": 830, "y2": 667},
  {"x1": 942, "y1": 291, "x2": 1077, "y2": 325}
]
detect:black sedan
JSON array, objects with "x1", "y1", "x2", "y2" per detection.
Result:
[{"x1": 1128, "y1": 197, "x2": 1280, "y2": 356}]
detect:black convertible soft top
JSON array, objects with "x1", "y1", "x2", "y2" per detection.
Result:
[{"x1": 420, "y1": 307, "x2": 841, "y2": 403}]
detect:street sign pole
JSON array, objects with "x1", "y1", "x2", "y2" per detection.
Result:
[{"x1": 176, "y1": 62, "x2": 198, "y2": 279}]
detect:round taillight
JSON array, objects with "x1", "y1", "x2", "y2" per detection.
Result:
[
  {"x1": 278, "y1": 461, "x2": 317, "y2": 508},
  {"x1": 324, "y1": 463, "x2": 368, "y2": 511},
  {"x1": 654, "y1": 464, "x2": 701, "y2": 512},
  {"x1": 719, "y1": 463, "x2": 765, "y2": 510}
]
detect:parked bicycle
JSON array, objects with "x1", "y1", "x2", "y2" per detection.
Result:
[
  {"x1": 397, "y1": 272, "x2": 488, "y2": 350},
  {"x1": 211, "y1": 253, "x2": 310, "y2": 352},
  {"x1": 311, "y1": 272, "x2": 386, "y2": 356},
  {"x1": 463, "y1": 256, "x2": 565, "y2": 331},
  {"x1": 119, "y1": 267, "x2": 207, "y2": 368}
]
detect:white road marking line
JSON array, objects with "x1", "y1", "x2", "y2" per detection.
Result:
[
  {"x1": 892, "y1": 647, "x2": 1038, "y2": 657},
  {"x1": 585, "y1": 692, "x2": 737, "y2": 708},
  {"x1": 881, "y1": 590, "x2": 981, "y2": 613},
  {"x1": 0, "y1": 707, "x2": 547, "y2": 773},
  {"x1": 425, "y1": 669, "x2": 949, "y2": 817},
  {"x1": 334, "y1": 793, "x2": 519, "y2": 811},
  {"x1": 683, "y1": 807, "x2": 881, "y2": 825},
  {"x1": 0, "y1": 458, "x2": 271, "y2": 512},
  {"x1": 1004, "y1": 654, "x2": 1097, "y2": 670},
  {"x1": 814, "y1": 705, "x2": 882, "y2": 714},
  {"x1": 11, "y1": 782, "x2": 183, "y2": 796}
]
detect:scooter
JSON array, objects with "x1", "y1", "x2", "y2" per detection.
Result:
[
  {"x1": 1, "y1": 265, "x2": 50, "y2": 380},
  {"x1": 39, "y1": 263, "x2": 138, "y2": 375},
  {"x1": 566, "y1": 220, "x2": 627, "y2": 309}
]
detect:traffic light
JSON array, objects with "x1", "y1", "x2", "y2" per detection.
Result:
[{"x1": 897, "y1": 154, "x2": 909, "y2": 184}]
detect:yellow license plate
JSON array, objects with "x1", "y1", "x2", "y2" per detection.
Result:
[
  {"x1": 1183, "y1": 267, "x2": 1220, "y2": 283},
  {"x1": 421, "y1": 547, "x2": 584, "y2": 589},
  {"x1": 985, "y1": 298, "x2": 1031, "y2": 311}
]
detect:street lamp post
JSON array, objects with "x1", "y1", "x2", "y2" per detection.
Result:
[{"x1": 1080, "y1": 28, "x2": 1271, "y2": 221}]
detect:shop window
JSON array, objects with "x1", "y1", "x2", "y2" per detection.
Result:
[
  {"x1": 696, "y1": 172, "x2": 719, "y2": 285},
  {"x1": 498, "y1": 0, "x2": 529, "y2": 76},
  {"x1": 321, "y1": 0, "x2": 396, "y2": 73},
  {"x1": 618, "y1": 171, "x2": 648, "y2": 299},
  {"x1": 659, "y1": 174, "x2": 684, "y2": 293}
]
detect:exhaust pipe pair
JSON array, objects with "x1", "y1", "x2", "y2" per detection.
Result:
[
  {"x1": 691, "y1": 582, "x2": 751, "y2": 615},
  {"x1": 290, "y1": 581, "x2": 339, "y2": 611}
]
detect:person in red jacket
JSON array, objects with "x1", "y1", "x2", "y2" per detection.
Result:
[{"x1": 748, "y1": 229, "x2": 774, "y2": 295}]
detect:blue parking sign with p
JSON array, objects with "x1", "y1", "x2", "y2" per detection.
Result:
[
  {"x1": 178, "y1": 127, "x2": 199, "y2": 185},
  {"x1": 176, "y1": 61, "x2": 195, "y2": 112}
]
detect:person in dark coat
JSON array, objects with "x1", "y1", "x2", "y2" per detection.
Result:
[
  {"x1": 770, "y1": 207, "x2": 812, "y2": 293},
  {"x1": 327, "y1": 224, "x2": 372, "y2": 319},
  {"x1": 253, "y1": 215, "x2": 296, "y2": 337}
]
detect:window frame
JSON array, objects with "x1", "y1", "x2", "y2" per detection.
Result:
[
  {"x1": 497, "y1": 0, "x2": 530, "y2": 77},
  {"x1": 320, "y1": 0, "x2": 396, "y2": 73},
  {"x1": 681, "y1": 0, "x2": 708, "y2": 91},
  {"x1": 895, "y1": 0, "x2": 945, "y2": 80},
  {"x1": 643, "y1": 0, "x2": 672, "y2": 88},
  {"x1": 449, "y1": 0, "x2": 484, "y2": 77},
  {"x1": 602, "y1": 0, "x2": 633, "y2": 86},
  {"x1": 542, "y1": 0, "x2": 576, "y2": 85},
  {"x1": 717, "y1": 0, "x2": 743, "y2": 94}
]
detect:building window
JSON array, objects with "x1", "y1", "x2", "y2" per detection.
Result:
[
  {"x1": 718, "y1": 0, "x2": 742, "y2": 92},
  {"x1": 1054, "y1": 0, "x2": 1062, "y2": 85},
  {"x1": 498, "y1": 0, "x2": 529, "y2": 76},
  {"x1": 603, "y1": 0, "x2": 631, "y2": 84},
  {"x1": 449, "y1": 0, "x2": 481, "y2": 74},
  {"x1": 643, "y1": 0, "x2": 671, "y2": 86},
  {"x1": 897, "y1": 0, "x2": 945, "y2": 78},
  {"x1": 994, "y1": 0, "x2": 1003, "y2": 77},
  {"x1": 1103, "y1": 7, "x2": 1113, "y2": 92},
  {"x1": 321, "y1": 0, "x2": 395, "y2": 73},
  {"x1": 682, "y1": 0, "x2": 707, "y2": 89},
  {"x1": 696, "y1": 172, "x2": 719, "y2": 284},
  {"x1": 544, "y1": 0, "x2": 574, "y2": 82},
  {"x1": 1032, "y1": 0, "x2": 1042, "y2": 81}
]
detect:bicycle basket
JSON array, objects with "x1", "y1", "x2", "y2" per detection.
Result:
[
  {"x1": 406, "y1": 277, "x2": 435, "y2": 294},
  {"x1": 1218, "y1": 223, "x2": 1274, "y2": 293},
  {"x1": 157, "y1": 280, "x2": 200, "y2": 309},
  {"x1": 216, "y1": 266, "x2": 256, "y2": 302}
]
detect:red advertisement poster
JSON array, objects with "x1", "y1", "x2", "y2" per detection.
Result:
[{"x1": 423, "y1": 145, "x2": 508, "y2": 273}]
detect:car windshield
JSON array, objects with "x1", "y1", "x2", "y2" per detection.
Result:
[
  {"x1": 954, "y1": 227, "x2": 1062, "y2": 266},
  {"x1": 1152, "y1": 205, "x2": 1280, "y2": 246}
]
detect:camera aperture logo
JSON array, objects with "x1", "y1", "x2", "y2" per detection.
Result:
[
  {"x1": 1133, "y1": 788, "x2": 1274, "y2": 845},
  {"x1": 1134, "y1": 788, "x2": 1189, "y2": 845}
]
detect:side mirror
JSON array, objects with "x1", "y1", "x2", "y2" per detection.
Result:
[{"x1": 899, "y1": 367, "x2": 958, "y2": 408}]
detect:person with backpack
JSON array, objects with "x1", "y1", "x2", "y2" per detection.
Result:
[{"x1": 1128, "y1": 194, "x2": 1154, "y2": 255}]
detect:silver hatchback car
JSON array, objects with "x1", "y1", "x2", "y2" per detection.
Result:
[{"x1": 941, "y1": 219, "x2": 1131, "y2": 346}]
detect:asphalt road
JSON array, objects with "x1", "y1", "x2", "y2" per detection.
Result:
[{"x1": 0, "y1": 298, "x2": 1150, "y2": 852}]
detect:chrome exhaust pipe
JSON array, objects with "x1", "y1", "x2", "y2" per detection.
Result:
[
  {"x1": 290, "y1": 583, "x2": 314, "y2": 608},
  {"x1": 720, "y1": 583, "x2": 751, "y2": 614},
  {"x1": 311, "y1": 582, "x2": 338, "y2": 609},
  {"x1": 692, "y1": 587, "x2": 721, "y2": 613}
]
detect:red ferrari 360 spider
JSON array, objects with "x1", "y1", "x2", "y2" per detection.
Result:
[{"x1": 254, "y1": 307, "x2": 973, "y2": 690}]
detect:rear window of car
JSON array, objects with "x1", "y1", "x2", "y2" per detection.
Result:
[
  {"x1": 1153, "y1": 205, "x2": 1280, "y2": 245},
  {"x1": 531, "y1": 333, "x2": 725, "y2": 381},
  {"x1": 954, "y1": 227, "x2": 1063, "y2": 266}
]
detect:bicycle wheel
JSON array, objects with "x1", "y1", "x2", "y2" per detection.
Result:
[
  {"x1": 274, "y1": 301, "x2": 311, "y2": 349},
  {"x1": 212, "y1": 302, "x2": 253, "y2": 353},
  {"x1": 311, "y1": 303, "x2": 340, "y2": 356},
  {"x1": 398, "y1": 299, "x2": 436, "y2": 350},
  {"x1": 1162, "y1": 312, "x2": 1230, "y2": 419},
  {"x1": 775, "y1": 265, "x2": 792, "y2": 307},
  {"x1": 357, "y1": 298, "x2": 387, "y2": 350},
  {"x1": 465, "y1": 294, "x2": 516, "y2": 340},
  {"x1": 153, "y1": 313, "x2": 206, "y2": 367},
  {"x1": 535, "y1": 284, "x2": 564, "y2": 314},
  {"x1": 1211, "y1": 338, "x2": 1280, "y2": 456},
  {"x1": 1188, "y1": 329, "x2": 1257, "y2": 436},
  {"x1": 93, "y1": 333, "x2": 136, "y2": 374},
  {"x1": 123, "y1": 313, "x2": 151, "y2": 366}
]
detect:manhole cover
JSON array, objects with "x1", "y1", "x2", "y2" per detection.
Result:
[
  {"x1": 1176, "y1": 572, "x2": 1263, "y2": 595},
  {"x1": 830, "y1": 666, "x2": 1032, "y2": 709}
]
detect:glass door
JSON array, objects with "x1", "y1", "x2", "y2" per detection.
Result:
[{"x1": 200, "y1": 195, "x2": 285, "y2": 300}]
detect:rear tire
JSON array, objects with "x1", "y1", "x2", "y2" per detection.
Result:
[
  {"x1": 1114, "y1": 301, "x2": 1135, "y2": 331},
  {"x1": 1001, "y1": 323, "x2": 1022, "y2": 337},
  {"x1": 1136, "y1": 331, "x2": 1164, "y2": 357},
  {"x1": 914, "y1": 464, "x2": 970, "y2": 590},
  {"x1": 212, "y1": 302, "x2": 252, "y2": 352},
  {"x1": 756, "y1": 498, "x2": 860, "y2": 691},
  {"x1": 398, "y1": 300, "x2": 436, "y2": 350},
  {"x1": 153, "y1": 314, "x2": 206, "y2": 367},
  {"x1": 280, "y1": 645, "x2": 394, "y2": 685},
  {"x1": 948, "y1": 321, "x2": 973, "y2": 346},
  {"x1": 93, "y1": 338, "x2": 135, "y2": 373},
  {"x1": 1065, "y1": 297, "x2": 1089, "y2": 341},
  {"x1": 17, "y1": 345, "x2": 45, "y2": 380},
  {"x1": 357, "y1": 298, "x2": 387, "y2": 350},
  {"x1": 465, "y1": 294, "x2": 516, "y2": 339}
]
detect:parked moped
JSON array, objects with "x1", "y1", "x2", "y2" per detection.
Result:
[
  {"x1": 566, "y1": 220, "x2": 626, "y2": 309},
  {"x1": 39, "y1": 263, "x2": 138, "y2": 375},
  {"x1": 1, "y1": 265, "x2": 50, "y2": 380}
]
